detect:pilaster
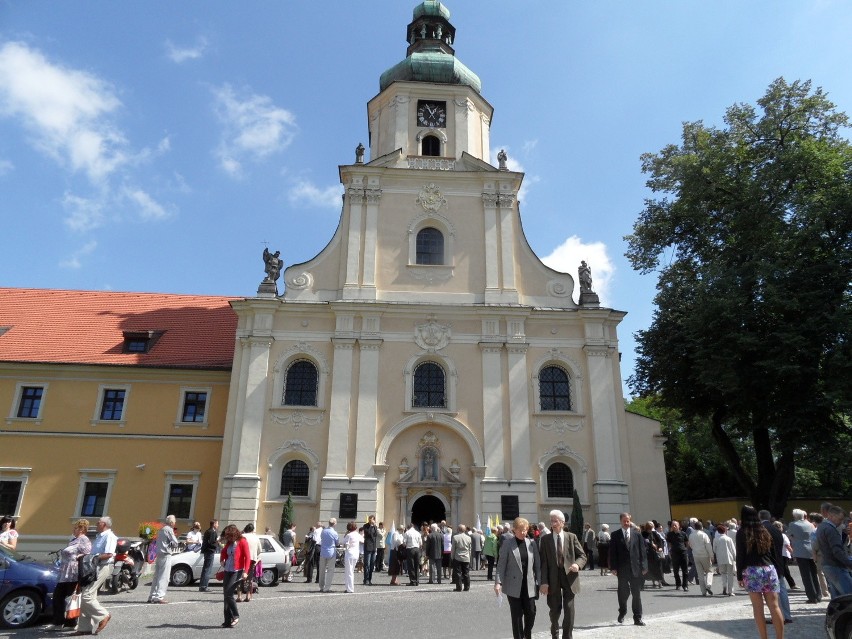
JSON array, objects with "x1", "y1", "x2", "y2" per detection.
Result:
[
  {"x1": 354, "y1": 339, "x2": 383, "y2": 477},
  {"x1": 480, "y1": 341, "x2": 504, "y2": 479},
  {"x1": 506, "y1": 341, "x2": 532, "y2": 480},
  {"x1": 325, "y1": 337, "x2": 356, "y2": 477},
  {"x1": 343, "y1": 187, "x2": 364, "y2": 297},
  {"x1": 482, "y1": 193, "x2": 500, "y2": 302}
]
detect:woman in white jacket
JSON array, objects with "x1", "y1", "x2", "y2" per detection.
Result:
[{"x1": 713, "y1": 523, "x2": 736, "y2": 596}]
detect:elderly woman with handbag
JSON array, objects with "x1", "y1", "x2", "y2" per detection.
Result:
[
  {"x1": 219, "y1": 524, "x2": 251, "y2": 628},
  {"x1": 47, "y1": 519, "x2": 91, "y2": 630}
]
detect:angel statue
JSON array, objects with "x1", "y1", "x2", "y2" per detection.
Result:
[{"x1": 262, "y1": 248, "x2": 282, "y2": 283}]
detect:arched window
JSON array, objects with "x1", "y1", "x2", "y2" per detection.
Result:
[
  {"x1": 416, "y1": 227, "x2": 444, "y2": 265},
  {"x1": 283, "y1": 360, "x2": 318, "y2": 406},
  {"x1": 547, "y1": 462, "x2": 574, "y2": 499},
  {"x1": 539, "y1": 365, "x2": 571, "y2": 411},
  {"x1": 412, "y1": 362, "x2": 446, "y2": 408},
  {"x1": 422, "y1": 135, "x2": 440, "y2": 156},
  {"x1": 280, "y1": 460, "x2": 309, "y2": 497}
]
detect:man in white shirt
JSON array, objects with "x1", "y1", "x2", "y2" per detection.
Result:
[
  {"x1": 403, "y1": 523, "x2": 423, "y2": 586},
  {"x1": 688, "y1": 520, "x2": 714, "y2": 596},
  {"x1": 79, "y1": 517, "x2": 117, "y2": 634}
]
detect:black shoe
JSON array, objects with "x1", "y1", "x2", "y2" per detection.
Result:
[
  {"x1": 634, "y1": 620, "x2": 646, "y2": 626},
  {"x1": 707, "y1": 588, "x2": 713, "y2": 596},
  {"x1": 617, "y1": 614, "x2": 625, "y2": 624},
  {"x1": 683, "y1": 586, "x2": 688, "y2": 592}
]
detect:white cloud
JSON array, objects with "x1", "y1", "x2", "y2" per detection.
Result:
[
  {"x1": 288, "y1": 180, "x2": 343, "y2": 209},
  {"x1": 0, "y1": 41, "x2": 128, "y2": 183},
  {"x1": 541, "y1": 235, "x2": 615, "y2": 306},
  {"x1": 0, "y1": 158, "x2": 12, "y2": 175},
  {"x1": 212, "y1": 84, "x2": 297, "y2": 177},
  {"x1": 165, "y1": 37, "x2": 208, "y2": 63},
  {"x1": 62, "y1": 192, "x2": 105, "y2": 232},
  {"x1": 59, "y1": 239, "x2": 97, "y2": 269},
  {"x1": 122, "y1": 187, "x2": 169, "y2": 220},
  {"x1": 522, "y1": 139, "x2": 539, "y2": 155}
]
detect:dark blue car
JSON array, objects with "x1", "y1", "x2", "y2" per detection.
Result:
[{"x1": 0, "y1": 545, "x2": 59, "y2": 628}]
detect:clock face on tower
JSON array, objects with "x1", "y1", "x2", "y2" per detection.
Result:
[{"x1": 417, "y1": 100, "x2": 447, "y2": 128}]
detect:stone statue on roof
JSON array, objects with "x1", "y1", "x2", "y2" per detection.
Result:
[
  {"x1": 355, "y1": 142, "x2": 365, "y2": 164},
  {"x1": 262, "y1": 248, "x2": 282, "y2": 283},
  {"x1": 578, "y1": 261, "x2": 593, "y2": 293},
  {"x1": 497, "y1": 149, "x2": 507, "y2": 170}
]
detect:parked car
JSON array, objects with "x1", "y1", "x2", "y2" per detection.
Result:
[
  {"x1": 0, "y1": 545, "x2": 59, "y2": 629},
  {"x1": 826, "y1": 593, "x2": 852, "y2": 639},
  {"x1": 169, "y1": 534, "x2": 290, "y2": 587}
]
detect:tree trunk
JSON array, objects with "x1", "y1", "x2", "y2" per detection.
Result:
[{"x1": 709, "y1": 411, "x2": 757, "y2": 499}]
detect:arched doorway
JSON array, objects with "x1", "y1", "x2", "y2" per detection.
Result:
[{"x1": 411, "y1": 495, "x2": 446, "y2": 526}]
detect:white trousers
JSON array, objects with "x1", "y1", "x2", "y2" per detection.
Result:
[{"x1": 344, "y1": 555, "x2": 358, "y2": 592}]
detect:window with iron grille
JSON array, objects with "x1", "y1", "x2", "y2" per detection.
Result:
[
  {"x1": 181, "y1": 391, "x2": 207, "y2": 422},
  {"x1": 280, "y1": 460, "x2": 309, "y2": 497},
  {"x1": 100, "y1": 389, "x2": 126, "y2": 420},
  {"x1": 547, "y1": 462, "x2": 574, "y2": 499},
  {"x1": 283, "y1": 360, "x2": 318, "y2": 406},
  {"x1": 17, "y1": 386, "x2": 43, "y2": 418},
  {"x1": 416, "y1": 227, "x2": 444, "y2": 265},
  {"x1": 539, "y1": 366, "x2": 571, "y2": 411},
  {"x1": 413, "y1": 362, "x2": 446, "y2": 407}
]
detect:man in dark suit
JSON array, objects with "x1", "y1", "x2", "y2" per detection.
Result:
[
  {"x1": 608, "y1": 512, "x2": 648, "y2": 626},
  {"x1": 362, "y1": 515, "x2": 378, "y2": 585},
  {"x1": 425, "y1": 523, "x2": 444, "y2": 584},
  {"x1": 539, "y1": 509, "x2": 587, "y2": 639},
  {"x1": 198, "y1": 519, "x2": 219, "y2": 592}
]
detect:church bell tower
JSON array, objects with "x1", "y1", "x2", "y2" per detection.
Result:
[{"x1": 367, "y1": 1, "x2": 493, "y2": 166}]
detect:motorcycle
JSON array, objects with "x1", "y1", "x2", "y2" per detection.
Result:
[{"x1": 102, "y1": 537, "x2": 147, "y2": 594}]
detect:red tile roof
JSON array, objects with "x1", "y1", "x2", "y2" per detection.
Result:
[{"x1": 0, "y1": 288, "x2": 238, "y2": 369}]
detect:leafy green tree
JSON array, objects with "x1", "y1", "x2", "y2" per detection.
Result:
[
  {"x1": 626, "y1": 397, "x2": 745, "y2": 503},
  {"x1": 279, "y1": 493, "x2": 294, "y2": 543},
  {"x1": 626, "y1": 78, "x2": 852, "y2": 516}
]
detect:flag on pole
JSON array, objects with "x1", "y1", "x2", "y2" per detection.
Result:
[
  {"x1": 487, "y1": 515, "x2": 493, "y2": 532},
  {"x1": 475, "y1": 513, "x2": 482, "y2": 532},
  {"x1": 495, "y1": 513, "x2": 500, "y2": 527}
]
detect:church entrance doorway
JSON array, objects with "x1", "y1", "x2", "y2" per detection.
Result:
[{"x1": 411, "y1": 495, "x2": 446, "y2": 526}]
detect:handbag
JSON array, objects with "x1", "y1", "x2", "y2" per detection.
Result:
[
  {"x1": 65, "y1": 589, "x2": 81, "y2": 621},
  {"x1": 662, "y1": 555, "x2": 672, "y2": 574},
  {"x1": 215, "y1": 570, "x2": 225, "y2": 581}
]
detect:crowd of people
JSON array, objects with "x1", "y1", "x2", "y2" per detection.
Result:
[{"x1": 4, "y1": 499, "x2": 850, "y2": 637}]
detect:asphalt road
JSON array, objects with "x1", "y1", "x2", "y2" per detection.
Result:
[{"x1": 6, "y1": 565, "x2": 795, "y2": 639}]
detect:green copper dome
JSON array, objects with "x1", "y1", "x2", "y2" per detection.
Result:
[
  {"x1": 413, "y1": 1, "x2": 451, "y2": 20},
  {"x1": 379, "y1": 2, "x2": 482, "y2": 93}
]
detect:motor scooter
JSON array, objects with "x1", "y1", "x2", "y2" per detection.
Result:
[{"x1": 103, "y1": 537, "x2": 147, "y2": 594}]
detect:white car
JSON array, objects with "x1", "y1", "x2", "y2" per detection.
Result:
[{"x1": 169, "y1": 534, "x2": 291, "y2": 587}]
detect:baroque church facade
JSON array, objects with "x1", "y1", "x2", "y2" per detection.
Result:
[{"x1": 218, "y1": 2, "x2": 669, "y2": 530}]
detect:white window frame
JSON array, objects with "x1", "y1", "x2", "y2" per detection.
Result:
[
  {"x1": 0, "y1": 467, "x2": 31, "y2": 517},
  {"x1": 74, "y1": 469, "x2": 117, "y2": 519},
  {"x1": 271, "y1": 344, "x2": 329, "y2": 412},
  {"x1": 174, "y1": 387, "x2": 212, "y2": 428},
  {"x1": 6, "y1": 382, "x2": 49, "y2": 424},
  {"x1": 531, "y1": 353, "x2": 584, "y2": 416},
  {"x1": 537, "y1": 445, "x2": 589, "y2": 504},
  {"x1": 161, "y1": 471, "x2": 200, "y2": 522},
  {"x1": 91, "y1": 384, "x2": 131, "y2": 426},
  {"x1": 265, "y1": 441, "x2": 319, "y2": 504},
  {"x1": 406, "y1": 211, "x2": 455, "y2": 267},
  {"x1": 403, "y1": 353, "x2": 457, "y2": 414}
]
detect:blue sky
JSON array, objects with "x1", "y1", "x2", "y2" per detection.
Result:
[{"x1": 2, "y1": 1, "x2": 851, "y2": 395}]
